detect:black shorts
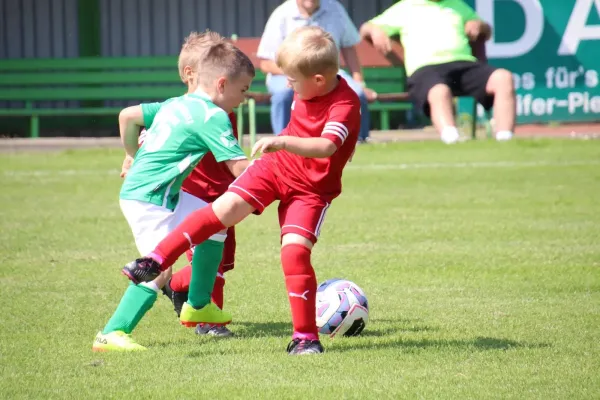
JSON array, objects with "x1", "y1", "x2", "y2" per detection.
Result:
[{"x1": 407, "y1": 61, "x2": 497, "y2": 116}]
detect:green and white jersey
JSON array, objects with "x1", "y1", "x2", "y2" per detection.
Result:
[{"x1": 119, "y1": 92, "x2": 246, "y2": 210}]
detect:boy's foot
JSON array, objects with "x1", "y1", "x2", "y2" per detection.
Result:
[
  {"x1": 121, "y1": 257, "x2": 161, "y2": 284},
  {"x1": 179, "y1": 302, "x2": 232, "y2": 327},
  {"x1": 286, "y1": 339, "x2": 324, "y2": 355},
  {"x1": 195, "y1": 324, "x2": 234, "y2": 337},
  {"x1": 92, "y1": 331, "x2": 147, "y2": 352}
]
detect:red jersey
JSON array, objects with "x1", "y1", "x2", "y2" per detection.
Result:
[
  {"x1": 181, "y1": 113, "x2": 239, "y2": 202},
  {"x1": 264, "y1": 77, "x2": 360, "y2": 201}
]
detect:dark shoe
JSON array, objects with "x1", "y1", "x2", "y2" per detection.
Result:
[
  {"x1": 161, "y1": 280, "x2": 188, "y2": 317},
  {"x1": 195, "y1": 324, "x2": 234, "y2": 337},
  {"x1": 286, "y1": 339, "x2": 324, "y2": 355},
  {"x1": 121, "y1": 257, "x2": 161, "y2": 284}
]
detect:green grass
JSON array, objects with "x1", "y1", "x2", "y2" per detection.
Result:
[{"x1": 1, "y1": 139, "x2": 599, "y2": 399}]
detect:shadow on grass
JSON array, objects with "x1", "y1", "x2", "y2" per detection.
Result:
[
  {"x1": 363, "y1": 318, "x2": 439, "y2": 335},
  {"x1": 229, "y1": 317, "x2": 435, "y2": 338},
  {"x1": 233, "y1": 321, "x2": 291, "y2": 338},
  {"x1": 330, "y1": 336, "x2": 552, "y2": 353}
]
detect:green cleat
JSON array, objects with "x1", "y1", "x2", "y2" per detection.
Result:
[
  {"x1": 92, "y1": 331, "x2": 147, "y2": 352},
  {"x1": 179, "y1": 302, "x2": 232, "y2": 327}
]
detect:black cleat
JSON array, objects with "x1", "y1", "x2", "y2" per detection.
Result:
[
  {"x1": 286, "y1": 339, "x2": 324, "y2": 355},
  {"x1": 160, "y1": 280, "x2": 188, "y2": 318},
  {"x1": 121, "y1": 257, "x2": 161, "y2": 284}
]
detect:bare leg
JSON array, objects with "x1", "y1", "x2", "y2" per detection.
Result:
[
  {"x1": 486, "y1": 69, "x2": 516, "y2": 139},
  {"x1": 428, "y1": 84, "x2": 459, "y2": 144}
]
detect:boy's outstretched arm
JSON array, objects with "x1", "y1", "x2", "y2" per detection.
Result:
[
  {"x1": 119, "y1": 105, "x2": 145, "y2": 158},
  {"x1": 251, "y1": 136, "x2": 337, "y2": 159},
  {"x1": 118, "y1": 105, "x2": 145, "y2": 178}
]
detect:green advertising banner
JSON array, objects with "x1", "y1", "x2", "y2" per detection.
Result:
[{"x1": 461, "y1": 0, "x2": 600, "y2": 124}]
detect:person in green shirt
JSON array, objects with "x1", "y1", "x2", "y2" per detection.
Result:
[
  {"x1": 92, "y1": 31, "x2": 254, "y2": 352},
  {"x1": 360, "y1": 0, "x2": 515, "y2": 143}
]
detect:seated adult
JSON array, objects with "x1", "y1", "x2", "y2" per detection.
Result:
[
  {"x1": 360, "y1": 0, "x2": 515, "y2": 143},
  {"x1": 257, "y1": 0, "x2": 376, "y2": 142}
]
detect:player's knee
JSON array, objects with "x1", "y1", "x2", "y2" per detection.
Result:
[
  {"x1": 213, "y1": 192, "x2": 253, "y2": 227},
  {"x1": 487, "y1": 69, "x2": 514, "y2": 94},
  {"x1": 427, "y1": 84, "x2": 452, "y2": 104},
  {"x1": 281, "y1": 233, "x2": 314, "y2": 250}
]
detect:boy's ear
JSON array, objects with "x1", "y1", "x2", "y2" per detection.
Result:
[
  {"x1": 314, "y1": 74, "x2": 326, "y2": 85},
  {"x1": 216, "y1": 77, "x2": 227, "y2": 93},
  {"x1": 183, "y1": 65, "x2": 195, "y2": 83}
]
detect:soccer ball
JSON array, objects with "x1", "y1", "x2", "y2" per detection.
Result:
[{"x1": 316, "y1": 278, "x2": 369, "y2": 337}]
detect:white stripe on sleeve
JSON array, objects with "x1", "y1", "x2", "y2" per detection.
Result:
[
  {"x1": 322, "y1": 129, "x2": 346, "y2": 143},
  {"x1": 324, "y1": 122, "x2": 349, "y2": 138}
]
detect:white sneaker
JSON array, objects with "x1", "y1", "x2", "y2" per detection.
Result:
[
  {"x1": 441, "y1": 131, "x2": 460, "y2": 144},
  {"x1": 496, "y1": 131, "x2": 514, "y2": 141}
]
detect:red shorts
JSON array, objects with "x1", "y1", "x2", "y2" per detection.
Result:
[
  {"x1": 228, "y1": 159, "x2": 330, "y2": 244},
  {"x1": 185, "y1": 226, "x2": 236, "y2": 273}
]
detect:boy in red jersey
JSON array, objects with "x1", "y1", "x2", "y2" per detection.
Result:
[{"x1": 122, "y1": 26, "x2": 361, "y2": 355}]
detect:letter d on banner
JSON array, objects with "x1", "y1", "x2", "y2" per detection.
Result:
[{"x1": 477, "y1": 0, "x2": 544, "y2": 58}]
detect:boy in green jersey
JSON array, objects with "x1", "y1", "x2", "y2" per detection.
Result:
[{"x1": 92, "y1": 31, "x2": 254, "y2": 352}]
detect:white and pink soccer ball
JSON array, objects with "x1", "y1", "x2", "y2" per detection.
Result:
[{"x1": 316, "y1": 278, "x2": 369, "y2": 337}]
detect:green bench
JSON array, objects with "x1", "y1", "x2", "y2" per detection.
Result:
[
  {"x1": 0, "y1": 44, "x2": 483, "y2": 143},
  {"x1": 0, "y1": 57, "x2": 185, "y2": 139},
  {"x1": 0, "y1": 57, "x2": 256, "y2": 144}
]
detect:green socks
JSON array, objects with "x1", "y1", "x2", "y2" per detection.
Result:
[
  {"x1": 102, "y1": 282, "x2": 158, "y2": 334},
  {"x1": 188, "y1": 239, "x2": 224, "y2": 309}
]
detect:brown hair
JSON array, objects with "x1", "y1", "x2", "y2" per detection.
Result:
[
  {"x1": 178, "y1": 31, "x2": 255, "y2": 85},
  {"x1": 276, "y1": 26, "x2": 339, "y2": 77}
]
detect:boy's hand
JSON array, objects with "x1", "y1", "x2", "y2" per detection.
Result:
[
  {"x1": 251, "y1": 137, "x2": 287, "y2": 158},
  {"x1": 120, "y1": 155, "x2": 134, "y2": 178}
]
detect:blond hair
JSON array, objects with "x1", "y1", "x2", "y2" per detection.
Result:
[
  {"x1": 178, "y1": 31, "x2": 255, "y2": 86},
  {"x1": 276, "y1": 26, "x2": 339, "y2": 77}
]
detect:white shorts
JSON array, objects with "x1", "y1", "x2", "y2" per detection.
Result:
[{"x1": 119, "y1": 191, "x2": 226, "y2": 256}]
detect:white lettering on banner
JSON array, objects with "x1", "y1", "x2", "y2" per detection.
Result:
[
  {"x1": 517, "y1": 92, "x2": 600, "y2": 116},
  {"x1": 477, "y1": 0, "x2": 544, "y2": 58},
  {"x1": 512, "y1": 72, "x2": 536, "y2": 90},
  {"x1": 558, "y1": 0, "x2": 600, "y2": 55},
  {"x1": 513, "y1": 67, "x2": 598, "y2": 90},
  {"x1": 544, "y1": 67, "x2": 599, "y2": 89},
  {"x1": 477, "y1": 0, "x2": 600, "y2": 58}
]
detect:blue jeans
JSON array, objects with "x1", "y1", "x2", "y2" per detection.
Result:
[{"x1": 266, "y1": 70, "x2": 371, "y2": 140}]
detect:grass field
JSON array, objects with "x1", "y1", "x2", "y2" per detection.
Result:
[{"x1": 1, "y1": 139, "x2": 599, "y2": 399}]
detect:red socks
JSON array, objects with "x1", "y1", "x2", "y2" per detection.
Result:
[
  {"x1": 211, "y1": 274, "x2": 225, "y2": 309},
  {"x1": 169, "y1": 264, "x2": 226, "y2": 309},
  {"x1": 281, "y1": 244, "x2": 319, "y2": 340},
  {"x1": 151, "y1": 205, "x2": 226, "y2": 270},
  {"x1": 169, "y1": 265, "x2": 192, "y2": 292}
]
